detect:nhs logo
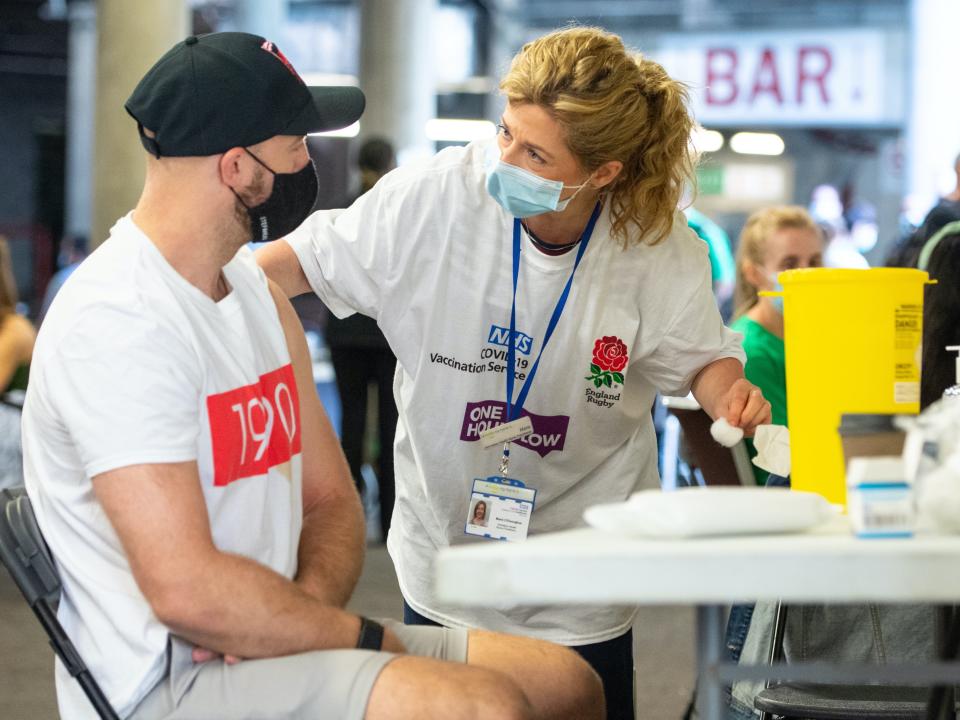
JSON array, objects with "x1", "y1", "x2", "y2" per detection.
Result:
[{"x1": 487, "y1": 325, "x2": 533, "y2": 355}]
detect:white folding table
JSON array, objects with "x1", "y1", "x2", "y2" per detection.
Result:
[{"x1": 435, "y1": 520, "x2": 960, "y2": 719}]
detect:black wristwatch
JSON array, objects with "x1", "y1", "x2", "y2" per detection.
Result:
[{"x1": 356, "y1": 616, "x2": 385, "y2": 651}]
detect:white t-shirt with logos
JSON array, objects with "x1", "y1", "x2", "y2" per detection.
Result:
[
  {"x1": 286, "y1": 139, "x2": 744, "y2": 645},
  {"x1": 22, "y1": 214, "x2": 303, "y2": 719}
]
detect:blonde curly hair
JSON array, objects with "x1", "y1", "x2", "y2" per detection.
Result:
[{"x1": 500, "y1": 26, "x2": 696, "y2": 246}]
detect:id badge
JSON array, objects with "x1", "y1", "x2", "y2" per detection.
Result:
[{"x1": 464, "y1": 476, "x2": 537, "y2": 542}]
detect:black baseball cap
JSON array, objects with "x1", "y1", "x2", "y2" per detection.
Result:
[{"x1": 125, "y1": 32, "x2": 365, "y2": 158}]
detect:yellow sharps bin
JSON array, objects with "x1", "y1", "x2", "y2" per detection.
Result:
[{"x1": 771, "y1": 268, "x2": 929, "y2": 507}]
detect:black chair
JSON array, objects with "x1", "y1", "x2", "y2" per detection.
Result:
[
  {"x1": 756, "y1": 683, "x2": 931, "y2": 720},
  {"x1": 0, "y1": 487, "x2": 120, "y2": 720},
  {"x1": 755, "y1": 601, "x2": 957, "y2": 720}
]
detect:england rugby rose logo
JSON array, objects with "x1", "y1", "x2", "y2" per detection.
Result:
[{"x1": 586, "y1": 336, "x2": 627, "y2": 388}]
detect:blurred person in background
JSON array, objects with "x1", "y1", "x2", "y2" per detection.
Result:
[
  {"x1": 916, "y1": 152, "x2": 960, "y2": 242},
  {"x1": 888, "y1": 152, "x2": 960, "y2": 268},
  {"x1": 917, "y1": 220, "x2": 960, "y2": 409},
  {"x1": 326, "y1": 137, "x2": 399, "y2": 542},
  {"x1": 845, "y1": 201, "x2": 879, "y2": 257},
  {"x1": 810, "y1": 184, "x2": 868, "y2": 269},
  {"x1": 685, "y1": 206, "x2": 736, "y2": 318},
  {"x1": 259, "y1": 26, "x2": 770, "y2": 719},
  {"x1": 0, "y1": 234, "x2": 36, "y2": 488},
  {"x1": 731, "y1": 206, "x2": 823, "y2": 485},
  {"x1": 38, "y1": 234, "x2": 88, "y2": 326}
]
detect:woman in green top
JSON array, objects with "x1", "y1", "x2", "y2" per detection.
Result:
[{"x1": 731, "y1": 206, "x2": 823, "y2": 483}]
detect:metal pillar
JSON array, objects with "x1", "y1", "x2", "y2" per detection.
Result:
[
  {"x1": 359, "y1": 0, "x2": 437, "y2": 165},
  {"x1": 91, "y1": 0, "x2": 188, "y2": 248},
  {"x1": 64, "y1": 1, "x2": 96, "y2": 240}
]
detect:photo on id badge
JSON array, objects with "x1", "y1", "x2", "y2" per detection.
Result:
[
  {"x1": 469, "y1": 499, "x2": 489, "y2": 527},
  {"x1": 464, "y1": 476, "x2": 536, "y2": 542}
]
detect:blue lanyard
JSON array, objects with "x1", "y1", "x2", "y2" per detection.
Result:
[{"x1": 506, "y1": 202, "x2": 602, "y2": 423}]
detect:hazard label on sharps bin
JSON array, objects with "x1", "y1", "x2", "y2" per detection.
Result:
[
  {"x1": 894, "y1": 303, "x2": 921, "y2": 403},
  {"x1": 895, "y1": 304, "x2": 922, "y2": 350}
]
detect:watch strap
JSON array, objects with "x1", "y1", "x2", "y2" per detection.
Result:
[{"x1": 356, "y1": 616, "x2": 385, "y2": 651}]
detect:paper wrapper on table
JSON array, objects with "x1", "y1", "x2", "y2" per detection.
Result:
[{"x1": 583, "y1": 487, "x2": 833, "y2": 539}]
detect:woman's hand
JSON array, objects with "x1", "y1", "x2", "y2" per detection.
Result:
[
  {"x1": 718, "y1": 378, "x2": 771, "y2": 435},
  {"x1": 692, "y1": 358, "x2": 772, "y2": 436}
]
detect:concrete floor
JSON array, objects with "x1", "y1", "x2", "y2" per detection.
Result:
[{"x1": 0, "y1": 545, "x2": 696, "y2": 719}]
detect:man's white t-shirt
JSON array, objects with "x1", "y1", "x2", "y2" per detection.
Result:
[
  {"x1": 286, "y1": 139, "x2": 744, "y2": 645},
  {"x1": 22, "y1": 214, "x2": 303, "y2": 719}
]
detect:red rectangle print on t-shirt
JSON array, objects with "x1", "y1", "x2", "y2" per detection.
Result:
[{"x1": 207, "y1": 364, "x2": 302, "y2": 487}]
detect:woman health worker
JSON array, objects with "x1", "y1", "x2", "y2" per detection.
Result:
[{"x1": 258, "y1": 27, "x2": 770, "y2": 718}]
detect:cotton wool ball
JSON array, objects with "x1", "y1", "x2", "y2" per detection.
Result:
[{"x1": 710, "y1": 417, "x2": 744, "y2": 448}]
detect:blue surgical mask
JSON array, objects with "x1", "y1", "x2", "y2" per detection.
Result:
[{"x1": 485, "y1": 152, "x2": 589, "y2": 218}]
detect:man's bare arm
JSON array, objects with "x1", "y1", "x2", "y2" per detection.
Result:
[
  {"x1": 270, "y1": 281, "x2": 365, "y2": 605},
  {"x1": 93, "y1": 461, "x2": 365, "y2": 659},
  {"x1": 257, "y1": 240, "x2": 312, "y2": 298}
]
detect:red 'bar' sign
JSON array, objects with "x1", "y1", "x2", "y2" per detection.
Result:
[{"x1": 207, "y1": 364, "x2": 301, "y2": 487}]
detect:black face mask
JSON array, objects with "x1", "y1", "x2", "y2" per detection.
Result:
[{"x1": 235, "y1": 148, "x2": 319, "y2": 242}]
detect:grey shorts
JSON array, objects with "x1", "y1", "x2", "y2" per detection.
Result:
[{"x1": 129, "y1": 619, "x2": 469, "y2": 720}]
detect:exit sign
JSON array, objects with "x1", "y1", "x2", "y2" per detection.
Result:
[{"x1": 697, "y1": 165, "x2": 724, "y2": 195}]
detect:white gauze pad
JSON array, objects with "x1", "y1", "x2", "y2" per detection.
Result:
[{"x1": 710, "y1": 417, "x2": 744, "y2": 447}]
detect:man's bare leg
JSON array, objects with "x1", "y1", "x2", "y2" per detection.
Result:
[
  {"x1": 467, "y1": 629, "x2": 605, "y2": 720},
  {"x1": 366, "y1": 631, "x2": 604, "y2": 720},
  {"x1": 366, "y1": 656, "x2": 533, "y2": 720}
]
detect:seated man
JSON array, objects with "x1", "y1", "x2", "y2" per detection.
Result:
[{"x1": 22, "y1": 32, "x2": 602, "y2": 720}]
